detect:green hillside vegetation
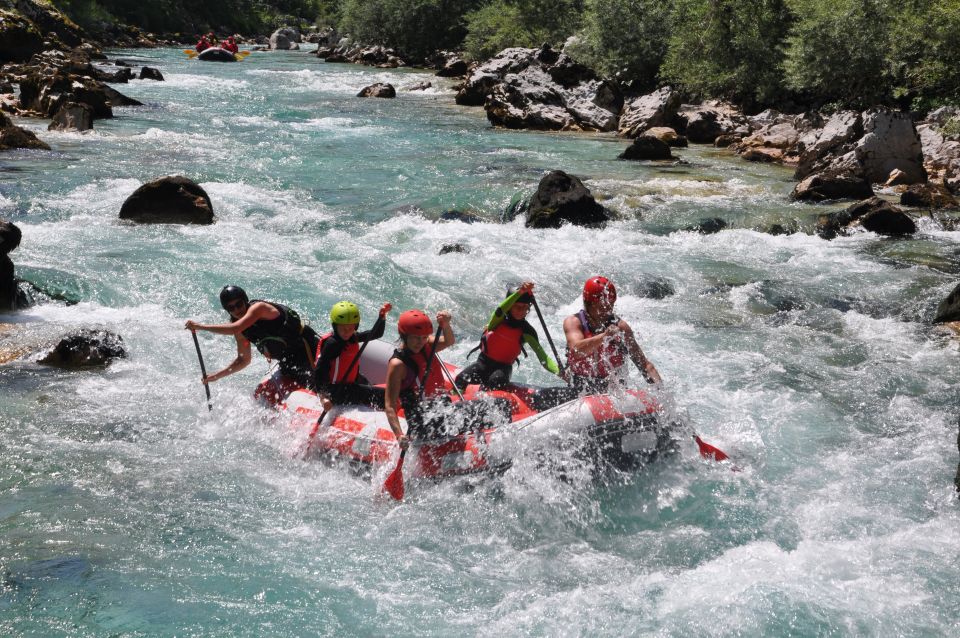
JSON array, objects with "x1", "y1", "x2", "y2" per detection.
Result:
[{"x1": 47, "y1": 0, "x2": 960, "y2": 112}]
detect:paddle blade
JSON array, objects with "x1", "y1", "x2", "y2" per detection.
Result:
[
  {"x1": 694, "y1": 435, "x2": 729, "y2": 462},
  {"x1": 236, "y1": 51, "x2": 251, "y2": 59},
  {"x1": 184, "y1": 49, "x2": 198, "y2": 58},
  {"x1": 383, "y1": 451, "x2": 406, "y2": 500}
]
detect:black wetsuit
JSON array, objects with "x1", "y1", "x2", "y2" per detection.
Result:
[{"x1": 241, "y1": 300, "x2": 319, "y2": 388}]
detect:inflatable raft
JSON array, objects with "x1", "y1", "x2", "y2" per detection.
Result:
[
  {"x1": 198, "y1": 47, "x2": 238, "y2": 62},
  {"x1": 258, "y1": 340, "x2": 677, "y2": 479}
]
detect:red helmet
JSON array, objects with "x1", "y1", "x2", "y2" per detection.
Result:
[
  {"x1": 583, "y1": 276, "x2": 617, "y2": 305},
  {"x1": 398, "y1": 309, "x2": 433, "y2": 336}
]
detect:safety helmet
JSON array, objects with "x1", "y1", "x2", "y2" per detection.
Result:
[
  {"x1": 583, "y1": 276, "x2": 616, "y2": 305},
  {"x1": 330, "y1": 301, "x2": 361, "y2": 325},
  {"x1": 219, "y1": 285, "x2": 249, "y2": 309},
  {"x1": 397, "y1": 309, "x2": 433, "y2": 336}
]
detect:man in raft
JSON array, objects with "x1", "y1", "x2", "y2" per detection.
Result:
[
  {"x1": 185, "y1": 285, "x2": 320, "y2": 389},
  {"x1": 563, "y1": 276, "x2": 661, "y2": 392},
  {"x1": 455, "y1": 281, "x2": 560, "y2": 390},
  {"x1": 313, "y1": 300, "x2": 391, "y2": 411},
  {"x1": 195, "y1": 33, "x2": 211, "y2": 53},
  {"x1": 223, "y1": 35, "x2": 239, "y2": 54}
]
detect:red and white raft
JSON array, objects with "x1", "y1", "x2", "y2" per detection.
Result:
[{"x1": 257, "y1": 340, "x2": 676, "y2": 479}]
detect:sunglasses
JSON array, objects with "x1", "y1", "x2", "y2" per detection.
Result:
[{"x1": 225, "y1": 300, "x2": 246, "y2": 312}]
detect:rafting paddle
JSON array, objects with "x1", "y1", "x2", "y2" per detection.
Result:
[
  {"x1": 190, "y1": 330, "x2": 212, "y2": 411},
  {"x1": 184, "y1": 49, "x2": 198, "y2": 58},
  {"x1": 302, "y1": 338, "x2": 372, "y2": 458},
  {"x1": 384, "y1": 325, "x2": 443, "y2": 501},
  {"x1": 531, "y1": 296, "x2": 569, "y2": 384}
]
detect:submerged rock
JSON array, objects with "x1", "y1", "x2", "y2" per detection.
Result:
[
  {"x1": 439, "y1": 210, "x2": 483, "y2": 224},
  {"x1": 683, "y1": 217, "x2": 728, "y2": 234},
  {"x1": 525, "y1": 170, "x2": 611, "y2": 229},
  {"x1": 38, "y1": 329, "x2": 126, "y2": 368},
  {"x1": 632, "y1": 276, "x2": 675, "y2": 299},
  {"x1": 439, "y1": 243, "x2": 469, "y2": 255},
  {"x1": 816, "y1": 197, "x2": 915, "y2": 239},
  {"x1": 119, "y1": 176, "x2": 214, "y2": 224}
]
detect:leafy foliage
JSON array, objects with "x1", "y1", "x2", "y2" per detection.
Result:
[{"x1": 462, "y1": 0, "x2": 583, "y2": 61}]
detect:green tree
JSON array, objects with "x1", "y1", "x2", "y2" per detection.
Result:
[
  {"x1": 568, "y1": 0, "x2": 673, "y2": 90},
  {"x1": 462, "y1": 0, "x2": 583, "y2": 61},
  {"x1": 887, "y1": 0, "x2": 960, "y2": 110},
  {"x1": 339, "y1": 0, "x2": 482, "y2": 60},
  {"x1": 661, "y1": 0, "x2": 792, "y2": 110},
  {"x1": 783, "y1": 0, "x2": 891, "y2": 108}
]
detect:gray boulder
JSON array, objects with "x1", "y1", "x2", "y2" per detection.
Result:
[
  {"x1": 47, "y1": 101, "x2": 93, "y2": 132},
  {"x1": 673, "y1": 104, "x2": 747, "y2": 144},
  {"x1": 900, "y1": 183, "x2": 958, "y2": 209},
  {"x1": 39, "y1": 329, "x2": 126, "y2": 368},
  {"x1": 618, "y1": 87, "x2": 681, "y2": 138},
  {"x1": 0, "y1": 219, "x2": 21, "y2": 311},
  {"x1": 269, "y1": 27, "x2": 300, "y2": 50},
  {"x1": 119, "y1": 176, "x2": 214, "y2": 224},
  {"x1": 525, "y1": 170, "x2": 612, "y2": 229},
  {"x1": 459, "y1": 46, "x2": 622, "y2": 132},
  {"x1": 816, "y1": 197, "x2": 915, "y2": 239},
  {"x1": 794, "y1": 111, "x2": 863, "y2": 180}
]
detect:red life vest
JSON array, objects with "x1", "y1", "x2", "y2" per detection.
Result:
[
  {"x1": 394, "y1": 347, "x2": 445, "y2": 398},
  {"x1": 481, "y1": 321, "x2": 524, "y2": 365},
  {"x1": 566, "y1": 309, "x2": 624, "y2": 378},
  {"x1": 315, "y1": 332, "x2": 361, "y2": 384}
]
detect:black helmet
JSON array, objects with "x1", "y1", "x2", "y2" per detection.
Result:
[{"x1": 219, "y1": 285, "x2": 249, "y2": 309}]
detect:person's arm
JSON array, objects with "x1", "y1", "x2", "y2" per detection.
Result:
[
  {"x1": 357, "y1": 304, "x2": 390, "y2": 342},
  {"x1": 432, "y1": 310, "x2": 454, "y2": 352},
  {"x1": 204, "y1": 333, "x2": 252, "y2": 383},
  {"x1": 522, "y1": 325, "x2": 559, "y2": 375},
  {"x1": 563, "y1": 315, "x2": 616, "y2": 356},
  {"x1": 384, "y1": 359, "x2": 409, "y2": 450},
  {"x1": 620, "y1": 320, "x2": 661, "y2": 384},
  {"x1": 185, "y1": 301, "x2": 279, "y2": 336}
]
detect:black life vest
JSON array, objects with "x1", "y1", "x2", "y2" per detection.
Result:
[{"x1": 241, "y1": 300, "x2": 309, "y2": 361}]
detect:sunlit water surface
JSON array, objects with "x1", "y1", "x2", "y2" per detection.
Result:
[{"x1": 1, "y1": 48, "x2": 958, "y2": 636}]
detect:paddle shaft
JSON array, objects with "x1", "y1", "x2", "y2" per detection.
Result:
[
  {"x1": 531, "y1": 297, "x2": 568, "y2": 382},
  {"x1": 191, "y1": 330, "x2": 212, "y2": 411}
]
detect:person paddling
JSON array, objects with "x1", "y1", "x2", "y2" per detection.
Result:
[
  {"x1": 222, "y1": 35, "x2": 239, "y2": 54},
  {"x1": 563, "y1": 276, "x2": 661, "y2": 392},
  {"x1": 185, "y1": 285, "x2": 320, "y2": 389},
  {"x1": 455, "y1": 281, "x2": 560, "y2": 390},
  {"x1": 195, "y1": 34, "x2": 211, "y2": 53},
  {"x1": 313, "y1": 300, "x2": 391, "y2": 410}
]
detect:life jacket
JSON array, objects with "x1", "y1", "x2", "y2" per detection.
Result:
[
  {"x1": 196, "y1": 39, "x2": 209, "y2": 52},
  {"x1": 479, "y1": 317, "x2": 525, "y2": 365},
  {"x1": 315, "y1": 331, "x2": 360, "y2": 384},
  {"x1": 566, "y1": 309, "x2": 624, "y2": 378},
  {"x1": 392, "y1": 347, "x2": 445, "y2": 399},
  {"x1": 224, "y1": 40, "x2": 238, "y2": 53},
  {"x1": 241, "y1": 301, "x2": 311, "y2": 362}
]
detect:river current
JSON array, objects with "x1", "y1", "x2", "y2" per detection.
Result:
[{"x1": 1, "y1": 48, "x2": 958, "y2": 636}]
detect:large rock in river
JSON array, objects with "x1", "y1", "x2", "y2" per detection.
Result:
[
  {"x1": 525, "y1": 170, "x2": 611, "y2": 229},
  {"x1": 792, "y1": 169, "x2": 874, "y2": 202},
  {"x1": 0, "y1": 219, "x2": 21, "y2": 311},
  {"x1": 47, "y1": 101, "x2": 93, "y2": 132},
  {"x1": 0, "y1": 112, "x2": 49, "y2": 150},
  {"x1": 119, "y1": 176, "x2": 214, "y2": 224},
  {"x1": 38, "y1": 329, "x2": 126, "y2": 368},
  {"x1": 269, "y1": 27, "x2": 300, "y2": 50},
  {"x1": 618, "y1": 87, "x2": 681, "y2": 138},
  {"x1": 0, "y1": 10, "x2": 44, "y2": 63},
  {"x1": 458, "y1": 45, "x2": 622, "y2": 132},
  {"x1": 357, "y1": 83, "x2": 395, "y2": 98},
  {"x1": 815, "y1": 197, "x2": 915, "y2": 239},
  {"x1": 618, "y1": 135, "x2": 672, "y2": 160}
]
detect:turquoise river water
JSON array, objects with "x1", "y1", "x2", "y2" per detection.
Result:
[{"x1": 1, "y1": 48, "x2": 959, "y2": 636}]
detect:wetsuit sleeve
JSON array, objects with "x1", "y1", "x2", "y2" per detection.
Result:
[
  {"x1": 522, "y1": 323, "x2": 559, "y2": 376},
  {"x1": 487, "y1": 290, "x2": 523, "y2": 331},
  {"x1": 356, "y1": 315, "x2": 386, "y2": 342}
]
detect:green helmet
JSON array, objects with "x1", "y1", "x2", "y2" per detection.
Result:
[{"x1": 330, "y1": 301, "x2": 361, "y2": 325}]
